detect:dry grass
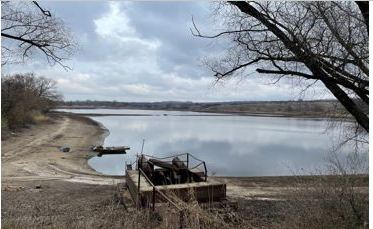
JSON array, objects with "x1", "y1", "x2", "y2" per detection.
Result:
[
  {"x1": 273, "y1": 176, "x2": 368, "y2": 229},
  {"x1": 3, "y1": 176, "x2": 367, "y2": 229},
  {"x1": 30, "y1": 111, "x2": 50, "y2": 123},
  {"x1": 274, "y1": 150, "x2": 369, "y2": 229}
]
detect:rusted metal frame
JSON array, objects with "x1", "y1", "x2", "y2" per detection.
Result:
[
  {"x1": 140, "y1": 153, "x2": 206, "y2": 172},
  {"x1": 189, "y1": 161, "x2": 204, "y2": 170},
  {"x1": 131, "y1": 160, "x2": 137, "y2": 168},
  {"x1": 188, "y1": 153, "x2": 205, "y2": 163},
  {"x1": 137, "y1": 167, "x2": 141, "y2": 209},
  {"x1": 203, "y1": 162, "x2": 207, "y2": 182},
  {"x1": 137, "y1": 165, "x2": 192, "y2": 229},
  {"x1": 137, "y1": 170, "x2": 141, "y2": 209},
  {"x1": 149, "y1": 160, "x2": 188, "y2": 164},
  {"x1": 138, "y1": 168, "x2": 182, "y2": 211},
  {"x1": 142, "y1": 152, "x2": 188, "y2": 160}
]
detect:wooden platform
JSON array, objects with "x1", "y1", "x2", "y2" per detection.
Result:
[{"x1": 126, "y1": 170, "x2": 226, "y2": 207}]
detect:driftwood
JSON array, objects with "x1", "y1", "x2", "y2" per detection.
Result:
[{"x1": 93, "y1": 145, "x2": 129, "y2": 157}]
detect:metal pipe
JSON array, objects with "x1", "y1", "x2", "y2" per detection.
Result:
[
  {"x1": 141, "y1": 139, "x2": 145, "y2": 154},
  {"x1": 203, "y1": 162, "x2": 207, "y2": 182}
]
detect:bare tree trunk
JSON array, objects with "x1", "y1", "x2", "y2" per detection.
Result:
[
  {"x1": 321, "y1": 78, "x2": 369, "y2": 132},
  {"x1": 229, "y1": 1, "x2": 369, "y2": 132}
]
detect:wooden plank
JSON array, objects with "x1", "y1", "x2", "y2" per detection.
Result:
[{"x1": 125, "y1": 170, "x2": 226, "y2": 205}]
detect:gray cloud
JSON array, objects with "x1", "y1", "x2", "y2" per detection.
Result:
[{"x1": 2, "y1": 1, "x2": 333, "y2": 102}]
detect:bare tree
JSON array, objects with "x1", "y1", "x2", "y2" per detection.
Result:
[
  {"x1": 1, "y1": 73, "x2": 62, "y2": 128},
  {"x1": 193, "y1": 1, "x2": 368, "y2": 132},
  {"x1": 1, "y1": 1, "x2": 75, "y2": 68}
]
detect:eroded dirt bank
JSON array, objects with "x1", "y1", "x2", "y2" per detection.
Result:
[
  {"x1": 2, "y1": 114, "x2": 123, "y2": 185},
  {"x1": 1, "y1": 114, "x2": 129, "y2": 227}
]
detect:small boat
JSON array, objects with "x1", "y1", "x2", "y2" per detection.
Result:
[{"x1": 92, "y1": 145, "x2": 130, "y2": 157}]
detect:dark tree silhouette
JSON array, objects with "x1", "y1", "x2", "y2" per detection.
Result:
[{"x1": 1, "y1": 1, "x2": 75, "y2": 68}]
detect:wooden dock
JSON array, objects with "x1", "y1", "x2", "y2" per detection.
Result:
[{"x1": 126, "y1": 170, "x2": 226, "y2": 207}]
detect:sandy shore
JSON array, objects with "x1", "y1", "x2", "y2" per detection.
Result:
[
  {"x1": 2, "y1": 114, "x2": 123, "y2": 185},
  {"x1": 2, "y1": 114, "x2": 132, "y2": 227}
]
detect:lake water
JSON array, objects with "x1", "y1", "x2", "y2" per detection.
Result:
[{"x1": 57, "y1": 109, "x2": 359, "y2": 176}]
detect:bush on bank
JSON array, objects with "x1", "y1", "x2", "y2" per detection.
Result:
[{"x1": 1, "y1": 73, "x2": 61, "y2": 129}]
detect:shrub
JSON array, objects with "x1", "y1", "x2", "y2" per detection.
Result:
[{"x1": 1, "y1": 73, "x2": 61, "y2": 129}]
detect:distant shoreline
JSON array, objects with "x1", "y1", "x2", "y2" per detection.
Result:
[
  {"x1": 54, "y1": 108, "x2": 353, "y2": 121},
  {"x1": 58, "y1": 99, "x2": 353, "y2": 119}
]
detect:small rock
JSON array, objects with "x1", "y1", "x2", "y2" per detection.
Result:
[
  {"x1": 35, "y1": 185, "x2": 42, "y2": 189},
  {"x1": 59, "y1": 146, "x2": 70, "y2": 152}
]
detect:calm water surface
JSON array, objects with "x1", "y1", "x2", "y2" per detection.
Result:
[{"x1": 58, "y1": 109, "x2": 358, "y2": 176}]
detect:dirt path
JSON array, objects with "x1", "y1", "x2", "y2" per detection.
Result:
[{"x1": 2, "y1": 114, "x2": 123, "y2": 185}]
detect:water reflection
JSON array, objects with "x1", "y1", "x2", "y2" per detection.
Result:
[{"x1": 83, "y1": 110, "x2": 360, "y2": 176}]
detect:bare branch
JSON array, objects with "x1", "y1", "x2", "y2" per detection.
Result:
[
  {"x1": 197, "y1": 1, "x2": 369, "y2": 132},
  {"x1": 1, "y1": 2, "x2": 75, "y2": 69},
  {"x1": 32, "y1": 1, "x2": 51, "y2": 17}
]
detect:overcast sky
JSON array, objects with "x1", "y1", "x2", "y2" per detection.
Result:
[{"x1": 2, "y1": 1, "x2": 331, "y2": 102}]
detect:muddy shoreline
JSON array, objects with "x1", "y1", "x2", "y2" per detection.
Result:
[{"x1": 2, "y1": 113, "x2": 125, "y2": 184}]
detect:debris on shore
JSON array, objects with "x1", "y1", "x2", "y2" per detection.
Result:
[{"x1": 92, "y1": 145, "x2": 130, "y2": 157}]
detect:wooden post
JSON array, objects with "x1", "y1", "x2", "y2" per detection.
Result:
[
  {"x1": 152, "y1": 186, "x2": 155, "y2": 211},
  {"x1": 137, "y1": 169, "x2": 141, "y2": 209},
  {"x1": 186, "y1": 153, "x2": 190, "y2": 183}
]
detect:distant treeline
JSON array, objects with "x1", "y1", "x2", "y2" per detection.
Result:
[{"x1": 59, "y1": 100, "x2": 350, "y2": 118}]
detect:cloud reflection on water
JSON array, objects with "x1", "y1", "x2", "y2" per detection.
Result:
[{"x1": 87, "y1": 110, "x2": 357, "y2": 176}]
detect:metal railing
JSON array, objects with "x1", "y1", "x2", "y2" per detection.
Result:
[
  {"x1": 137, "y1": 167, "x2": 186, "y2": 228},
  {"x1": 127, "y1": 152, "x2": 207, "y2": 228}
]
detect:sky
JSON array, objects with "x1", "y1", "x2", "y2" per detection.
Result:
[{"x1": 2, "y1": 1, "x2": 331, "y2": 102}]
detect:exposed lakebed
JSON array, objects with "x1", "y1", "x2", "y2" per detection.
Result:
[{"x1": 57, "y1": 109, "x2": 362, "y2": 176}]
